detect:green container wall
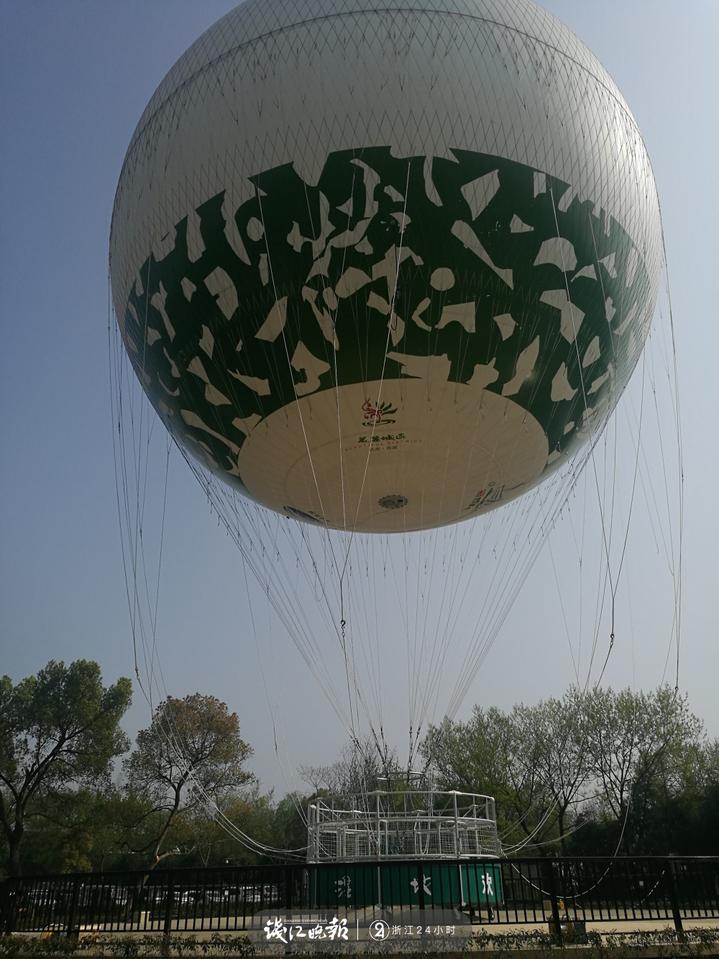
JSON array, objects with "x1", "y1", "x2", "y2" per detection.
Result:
[{"x1": 312, "y1": 861, "x2": 503, "y2": 908}]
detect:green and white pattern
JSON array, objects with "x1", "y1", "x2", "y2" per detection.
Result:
[{"x1": 120, "y1": 147, "x2": 651, "y2": 530}]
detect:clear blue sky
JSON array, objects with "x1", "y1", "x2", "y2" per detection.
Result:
[{"x1": 1, "y1": 1, "x2": 717, "y2": 792}]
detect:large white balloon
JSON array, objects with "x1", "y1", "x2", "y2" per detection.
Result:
[{"x1": 111, "y1": 0, "x2": 661, "y2": 533}]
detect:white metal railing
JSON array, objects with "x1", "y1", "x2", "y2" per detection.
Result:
[{"x1": 307, "y1": 789, "x2": 500, "y2": 862}]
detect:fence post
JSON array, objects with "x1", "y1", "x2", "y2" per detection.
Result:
[
  {"x1": 1, "y1": 879, "x2": 16, "y2": 936},
  {"x1": 546, "y1": 860, "x2": 564, "y2": 946},
  {"x1": 667, "y1": 859, "x2": 685, "y2": 938},
  {"x1": 162, "y1": 876, "x2": 174, "y2": 955},
  {"x1": 285, "y1": 866, "x2": 293, "y2": 912},
  {"x1": 65, "y1": 879, "x2": 80, "y2": 940}
]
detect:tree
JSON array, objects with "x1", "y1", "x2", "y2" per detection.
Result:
[
  {"x1": 422, "y1": 706, "x2": 558, "y2": 851},
  {"x1": 0, "y1": 660, "x2": 132, "y2": 875},
  {"x1": 515, "y1": 690, "x2": 590, "y2": 854},
  {"x1": 272, "y1": 792, "x2": 309, "y2": 856},
  {"x1": 421, "y1": 708, "x2": 511, "y2": 798},
  {"x1": 584, "y1": 686, "x2": 703, "y2": 850},
  {"x1": 631, "y1": 737, "x2": 719, "y2": 855},
  {"x1": 16, "y1": 787, "x2": 145, "y2": 874},
  {"x1": 125, "y1": 694, "x2": 253, "y2": 868},
  {"x1": 300, "y1": 738, "x2": 402, "y2": 796}
]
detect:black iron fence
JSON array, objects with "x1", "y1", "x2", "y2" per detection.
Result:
[{"x1": 1, "y1": 857, "x2": 718, "y2": 941}]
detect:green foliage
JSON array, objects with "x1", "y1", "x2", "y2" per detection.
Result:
[
  {"x1": 423, "y1": 685, "x2": 717, "y2": 856},
  {"x1": 272, "y1": 792, "x2": 308, "y2": 854},
  {"x1": 583, "y1": 687, "x2": 703, "y2": 821},
  {"x1": 470, "y1": 927, "x2": 719, "y2": 954},
  {"x1": 103, "y1": 788, "x2": 309, "y2": 869},
  {"x1": 14, "y1": 789, "x2": 149, "y2": 874},
  {"x1": 0, "y1": 661, "x2": 132, "y2": 876},
  {"x1": 0, "y1": 933, "x2": 255, "y2": 958},
  {"x1": 2, "y1": 928, "x2": 719, "y2": 958}
]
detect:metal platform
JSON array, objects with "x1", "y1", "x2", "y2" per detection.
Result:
[{"x1": 307, "y1": 786, "x2": 500, "y2": 863}]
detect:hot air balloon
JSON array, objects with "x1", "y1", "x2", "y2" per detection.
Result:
[{"x1": 110, "y1": 0, "x2": 661, "y2": 537}]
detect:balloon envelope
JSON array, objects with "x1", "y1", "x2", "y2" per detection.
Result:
[{"x1": 110, "y1": 0, "x2": 661, "y2": 533}]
